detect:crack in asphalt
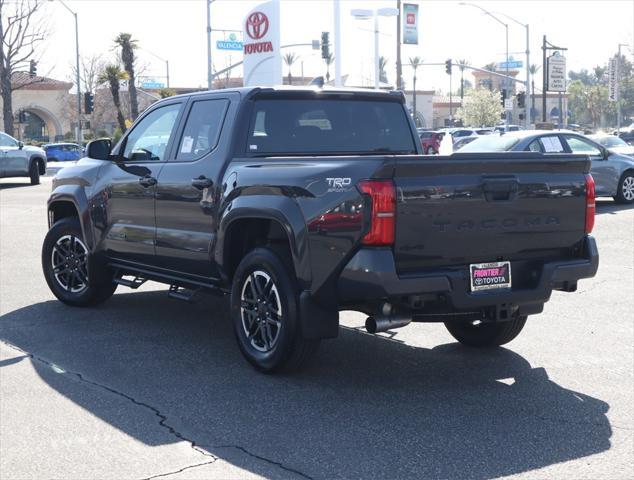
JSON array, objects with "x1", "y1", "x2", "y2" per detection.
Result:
[{"x1": 0, "y1": 340, "x2": 314, "y2": 480}]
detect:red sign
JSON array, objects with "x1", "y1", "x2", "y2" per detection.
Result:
[
  {"x1": 407, "y1": 13, "x2": 415, "y2": 24},
  {"x1": 246, "y1": 11, "x2": 269, "y2": 40}
]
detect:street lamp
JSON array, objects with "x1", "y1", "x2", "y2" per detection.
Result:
[
  {"x1": 142, "y1": 48, "x2": 170, "y2": 88},
  {"x1": 459, "y1": 2, "x2": 509, "y2": 129},
  {"x1": 351, "y1": 7, "x2": 399, "y2": 89},
  {"x1": 207, "y1": 0, "x2": 217, "y2": 90},
  {"x1": 49, "y1": 0, "x2": 81, "y2": 143}
]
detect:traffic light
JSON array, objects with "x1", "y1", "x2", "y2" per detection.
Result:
[
  {"x1": 17, "y1": 110, "x2": 27, "y2": 123},
  {"x1": 321, "y1": 32, "x2": 330, "y2": 60},
  {"x1": 500, "y1": 88, "x2": 507, "y2": 106},
  {"x1": 516, "y1": 91, "x2": 526, "y2": 108},
  {"x1": 445, "y1": 59, "x2": 452, "y2": 75},
  {"x1": 84, "y1": 92, "x2": 94, "y2": 114},
  {"x1": 29, "y1": 60, "x2": 37, "y2": 77}
]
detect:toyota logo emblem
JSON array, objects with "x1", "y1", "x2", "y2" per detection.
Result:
[{"x1": 246, "y1": 11, "x2": 269, "y2": 40}]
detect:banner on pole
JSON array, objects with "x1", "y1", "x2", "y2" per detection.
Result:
[
  {"x1": 608, "y1": 57, "x2": 618, "y2": 102},
  {"x1": 547, "y1": 53, "x2": 566, "y2": 92},
  {"x1": 403, "y1": 3, "x2": 419, "y2": 45}
]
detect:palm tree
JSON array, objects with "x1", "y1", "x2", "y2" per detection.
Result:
[
  {"x1": 114, "y1": 33, "x2": 139, "y2": 120},
  {"x1": 529, "y1": 64, "x2": 541, "y2": 121},
  {"x1": 98, "y1": 64, "x2": 128, "y2": 133},
  {"x1": 324, "y1": 53, "x2": 335, "y2": 83},
  {"x1": 409, "y1": 57, "x2": 422, "y2": 126},
  {"x1": 283, "y1": 52, "x2": 298, "y2": 85},
  {"x1": 483, "y1": 62, "x2": 497, "y2": 91},
  {"x1": 457, "y1": 59, "x2": 470, "y2": 102},
  {"x1": 379, "y1": 56, "x2": 389, "y2": 85}
]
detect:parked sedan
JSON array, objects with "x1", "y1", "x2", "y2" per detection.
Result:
[
  {"x1": 453, "y1": 135, "x2": 480, "y2": 151},
  {"x1": 43, "y1": 143, "x2": 83, "y2": 162},
  {"x1": 461, "y1": 130, "x2": 634, "y2": 203},
  {"x1": 0, "y1": 132, "x2": 47, "y2": 184},
  {"x1": 589, "y1": 134, "x2": 634, "y2": 157}
]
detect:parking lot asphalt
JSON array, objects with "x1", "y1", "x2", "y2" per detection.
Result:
[{"x1": 1, "y1": 175, "x2": 633, "y2": 480}]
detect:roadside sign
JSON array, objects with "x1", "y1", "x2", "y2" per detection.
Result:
[
  {"x1": 119, "y1": 79, "x2": 129, "y2": 92},
  {"x1": 547, "y1": 53, "x2": 566, "y2": 92},
  {"x1": 608, "y1": 56, "x2": 618, "y2": 102},
  {"x1": 141, "y1": 81, "x2": 165, "y2": 89},
  {"x1": 217, "y1": 32, "x2": 243, "y2": 51},
  {"x1": 403, "y1": 3, "x2": 419, "y2": 45},
  {"x1": 498, "y1": 60, "x2": 523, "y2": 69},
  {"x1": 504, "y1": 98, "x2": 514, "y2": 111}
]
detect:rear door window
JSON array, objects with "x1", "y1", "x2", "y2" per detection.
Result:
[
  {"x1": 247, "y1": 98, "x2": 416, "y2": 155},
  {"x1": 176, "y1": 99, "x2": 229, "y2": 161}
]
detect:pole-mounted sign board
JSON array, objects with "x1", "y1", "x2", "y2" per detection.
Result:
[
  {"x1": 547, "y1": 53, "x2": 566, "y2": 92},
  {"x1": 243, "y1": 0, "x2": 282, "y2": 86},
  {"x1": 403, "y1": 3, "x2": 419, "y2": 45},
  {"x1": 608, "y1": 56, "x2": 618, "y2": 102}
]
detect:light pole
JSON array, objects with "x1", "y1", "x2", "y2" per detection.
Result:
[
  {"x1": 207, "y1": 0, "x2": 216, "y2": 90},
  {"x1": 142, "y1": 48, "x2": 170, "y2": 88},
  {"x1": 351, "y1": 7, "x2": 399, "y2": 89},
  {"x1": 333, "y1": 0, "x2": 342, "y2": 86},
  {"x1": 617, "y1": 43, "x2": 629, "y2": 131},
  {"x1": 50, "y1": 0, "x2": 81, "y2": 143},
  {"x1": 459, "y1": 2, "x2": 509, "y2": 129}
]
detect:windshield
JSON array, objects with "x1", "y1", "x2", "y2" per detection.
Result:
[
  {"x1": 247, "y1": 98, "x2": 417, "y2": 156},
  {"x1": 459, "y1": 134, "x2": 520, "y2": 152},
  {"x1": 596, "y1": 136, "x2": 628, "y2": 147}
]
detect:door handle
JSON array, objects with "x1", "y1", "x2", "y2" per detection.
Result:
[
  {"x1": 191, "y1": 175, "x2": 213, "y2": 190},
  {"x1": 138, "y1": 175, "x2": 157, "y2": 188}
]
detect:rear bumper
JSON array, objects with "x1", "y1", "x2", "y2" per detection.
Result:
[{"x1": 337, "y1": 236, "x2": 599, "y2": 315}]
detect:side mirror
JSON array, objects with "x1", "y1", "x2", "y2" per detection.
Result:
[
  {"x1": 86, "y1": 138, "x2": 113, "y2": 160},
  {"x1": 18, "y1": 141, "x2": 24, "y2": 149}
]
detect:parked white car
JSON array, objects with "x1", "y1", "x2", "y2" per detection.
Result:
[{"x1": 0, "y1": 132, "x2": 47, "y2": 185}]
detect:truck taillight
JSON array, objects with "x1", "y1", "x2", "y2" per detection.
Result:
[
  {"x1": 358, "y1": 180, "x2": 396, "y2": 246},
  {"x1": 585, "y1": 174, "x2": 595, "y2": 234}
]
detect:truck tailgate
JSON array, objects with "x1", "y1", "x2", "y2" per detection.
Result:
[{"x1": 393, "y1": 153, "x2": 590, "y2": 274}]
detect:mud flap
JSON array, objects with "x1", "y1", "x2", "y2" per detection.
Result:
[{"x1": 299, "y1": 291, "x2": 339, "y2": 339}]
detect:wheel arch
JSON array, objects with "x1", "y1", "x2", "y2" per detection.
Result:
[
  {"x1": 217, "y1": 197, "x2": 311, "y2": 290},
  {"x1": 48, "y1": 186, "x2": 95, "y2": 250}
]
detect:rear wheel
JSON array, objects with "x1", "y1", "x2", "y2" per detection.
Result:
[
  {"x1": 231, "y1": 247, "x2": 319, "y2": 373},
  {"x1": 614, "y1": 171, "x2": 634, "y2": 204},
  {"x1": 444, "y1": 316, "x2": 527, "y2": 347},
  {"x1": 29, "y1": 161, "x2": 40, "y2": 185},
  {"x1": 42, "y1": 218, "x2": 117, "y2": 306}
]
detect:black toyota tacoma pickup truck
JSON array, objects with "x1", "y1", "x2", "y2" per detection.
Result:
[{"x1": 42, "y1": 87, "x2": 599, "y2": 372}]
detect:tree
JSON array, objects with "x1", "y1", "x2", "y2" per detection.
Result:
[
  {"x1": 457, "y1": 59, "x2": 470, "y2": 102},
  {"x1": 98, "y1": 65, "x2": 128, "y2": 133},
  {"x1": 283, "y1": 52, "x2": 298, "y2": 85},
  {"x1": 72, "y1": 54, "x2": 106, "y2": 94},
  {"x1": 0, "y1": 0, "x2": 48, "y2": 136},
  {"x1": 324, "y1": 53, "x2": 334, "y2": 83},
  {"x1": 529, "y1": 64, "x2": 540, "y2": 120},
  {"x1": 409, "y1": 56, "x2": 422, "y2": 126},
  {"x1": 379, "y1": 56, "x2": 389, "y2": 84},
  {"x1": 114, "y1": 33, "x2": 139, "y2": 120},
  {"x1": 455, "y1": 88, "x2": 504, "y2": 127}
]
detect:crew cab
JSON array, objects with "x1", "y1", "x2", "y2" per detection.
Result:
[{"x1": 42, "y1": 87, "x2": 598, "y2": 372}]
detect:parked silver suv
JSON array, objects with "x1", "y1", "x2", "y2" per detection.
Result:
[{"x1": 0, "y1": 132, "x2": 47, "y2": 185}]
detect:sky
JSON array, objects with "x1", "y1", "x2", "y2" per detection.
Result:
[{"x1": 32, "y1": 0, "x2": 634, "y2": 92}]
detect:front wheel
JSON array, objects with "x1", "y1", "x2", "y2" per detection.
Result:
[
  {"x1": 231, "y1": 247, "x2": 319, "y2": 373},
  {"x1": 614, "y1": 171, "x2": 634, "y2": 204},
  {"x1": 42, "y1": 218, "x2": 117, "y2": 307},
  {"x1": 444, "y1": 316, "x2": 527, "y2": 347}
]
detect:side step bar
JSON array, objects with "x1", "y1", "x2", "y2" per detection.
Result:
[
  {"x1": 114, "y1": 275, "x2": 147, "y2": 289},
  {"x1": 168, "y1": 285, "x2": 200, "y2": 302}
]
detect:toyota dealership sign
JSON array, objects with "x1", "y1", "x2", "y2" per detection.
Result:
[{"x1": 243, "y1": 1, "x2": 282, "y2": 86}]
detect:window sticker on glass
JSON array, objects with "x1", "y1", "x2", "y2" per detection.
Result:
[
  {"x1": 541, "y1": 136, "x2": 564, "y2": 153},
  {"x1": 181, "y1": 136, "x2": 194, "y2": 153}
]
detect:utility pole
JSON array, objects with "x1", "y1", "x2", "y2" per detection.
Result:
[
  {"x1": 396, "y1": 0, "x2": 402, "y2": 90},
  {"x1": 617, "y1": 43, "x2": 629, "y2": 131},
  {"x1": 334, "y1": 0, "x2": 342, "y2": 86},
  {"x1": 207, "y1": 0, "x2": 213, "y2": 90}
]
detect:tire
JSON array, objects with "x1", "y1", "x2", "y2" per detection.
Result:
[
  {"x1": 444, "y1": 316, "x2": 527, "y2": 347},
  {"x1": 42, "y1": 217, "x2": 117, "y2": 307},
  {"x1": 29, "y1": 161, "x2": 40, "y2": 185},
  {"x1": 231, "y1": 247, "x2": 319, "y2": 373},
  {"x1": 426, "y1": 146, "x2": 436, "y2": 155},
  {"x1": 614, "y1": 171, "x2": 634, "y2": 204}
]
